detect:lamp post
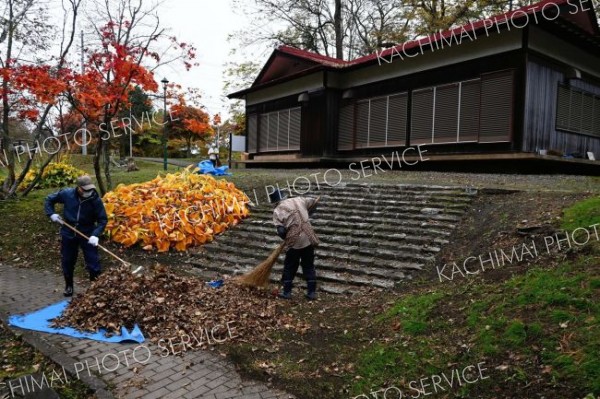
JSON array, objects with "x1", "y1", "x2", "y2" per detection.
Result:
[{"x1": 161, "y1": 77, "x2": 169, "y2": 171}]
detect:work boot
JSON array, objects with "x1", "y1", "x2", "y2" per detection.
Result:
[
  {"x1": 63, "y1": 285, "x2": 73, "y2": 297},
  {"x1": 305, "y1": 281, "x2": 317, "y2": 301},
  {"x1": 89, "y1": 270, "x2": 101, "y2": 282},
  {"x1": 278, "y1": 291, "x2": 292, "y2": 300},
  {"x1": 279, "y1": 281, "x2": 293, "y2": 299},
  {"x1": 64, "y1": 275, "x2": 74, "y2": 297}
]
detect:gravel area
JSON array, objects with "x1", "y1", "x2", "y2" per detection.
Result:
[{"x1": 226, "y1": 169, "x2": 600, "y2": 199}]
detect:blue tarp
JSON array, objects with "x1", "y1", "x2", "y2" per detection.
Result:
[
  {"x1": 197, "y1": 160, "x2": 231, "y2": 176},
  {"x1": 8, "y1": 300, "x2": 145, "y2": 343}
]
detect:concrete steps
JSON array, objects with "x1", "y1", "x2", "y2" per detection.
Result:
[{"x1": 188, "y1": 183, "x2": 476, "y2": 292}]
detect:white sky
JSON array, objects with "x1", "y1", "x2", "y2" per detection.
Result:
[{"x1": 154, "y1": 0, "x2": 260, "y2": 119}]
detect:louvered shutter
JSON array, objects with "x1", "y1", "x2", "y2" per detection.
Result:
[
  {"x1": 459, "y1": 79, "x2": 480, "y2": 142},
  {"x1": 355, "y1": 100, "x2": 370, "y2": 148},
  {"x1": 582, "y1": 93, "x2": 594, "y2": 135},
  {"x1": 338, "y1": 104, "x2": 354, "y2": 150},
  {"x1": 433, "y1": 83, "x2": 459, "y2": 143},
  {"x1": 369, "y1": 97, "x2": 387, "y2": 147},
  {"x1": 289, "y1": 107, "x2": 301, "y2": 150},
  {"x1": 259, "y1": 114, "x2": 269, "y2": 152},
  {"x1": 479, "y1": 71, "x2": 514, "y2": 142},
  {"x1": 556, "y1": 85, "x2": 570, "y2": 131},
  {"x1": 279, "y1": 110, "x2": 290, "y2": 150},
  {"x1": 594, "y1": 97, "x2": 600, "y2": 136},
  {"x1": 388, "y1": 93, "x2": 408, "y2": 146},
  {"x1": 569, "y1": 90, "x2": 583, "y2": 132},
  {"x1": 411, "y1": 88, "x2": 434, "y2": 145},
  {"x1": 247, "y1": 114, "x2": 258, "y2": 153},
  {"x1": 266, "y1": 112, "x2": 278, "y2": 151}
]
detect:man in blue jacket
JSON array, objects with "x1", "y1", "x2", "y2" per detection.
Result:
[{"x1": 45, "y1": 175, "x2": 108, "y2": 297}]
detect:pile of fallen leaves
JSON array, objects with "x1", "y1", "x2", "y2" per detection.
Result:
[
  {"x1": 52, "y1": 266, "x2": 309, "y2": 344},
  {"x1": 103, "y1": 167, "x2": 250, "y2": 252}
]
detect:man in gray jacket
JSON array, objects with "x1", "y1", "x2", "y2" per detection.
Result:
[{"x1": 270, "y1": 190, "x2": 320, "y2": 300}]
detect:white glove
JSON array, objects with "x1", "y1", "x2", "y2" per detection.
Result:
[
  {"x1": 50, "y1": 214, "x2": 63, "y2": 224},
  {"x1": 88, "y1": 236, "x2": 99, "y2": 246}
]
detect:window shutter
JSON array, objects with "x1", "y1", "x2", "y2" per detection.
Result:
[
  {"x1": 458, "y1": 79, "x2": 480, "y2": 142},
  {"x1": 387, "y1": 93, "x2": 408, "y2": 146},
  {"x1": 369, "y1": 97, "x2": 387, "y2": 147},
  {"x1": 433, "y1": 83, "x2": 459, "y2": 143},
  {"x1": 247, "y1": 114, "x2": 258, "y2": 153},
  {"x1": 594, "y1": 97, "x2": 600, "y2": 136},
  {"x1": 556, "y1": 85, "x2": 570, "y2": 131},
  {"x1": 582, "y1": 93, "x2": 594, "y2": 134},
  {"x1": 267, "y1": 112, "x2": 278, "y2": 151},
  {"x1": 259, "y1": 114, "x2": 269, "y2": 151},
  {"x1": 411, "y1": 88, "x2": 434, "y2": 145},
  {"x1": 338, "y1": 104, "x2": 354, "y2": 150},
  {"x1": 279, "y1": 110, "x2": 290, "y2": 150},
  {"x1": 289, "y1": 107, "x2": 301, "y2": 150},
  {"x1": 355, "y1": 100, "x2": 370, "y2": 148},
  {"x1": 569, "y1": 90, "x2": 583, "y2": 132},
  {"x1": 480, "y1": 70, "x2": 514, "y2": 142}
]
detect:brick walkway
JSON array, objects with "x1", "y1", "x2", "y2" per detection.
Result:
[{"x1": 0, "y1": 263, "x2": 294, "y2": 399}]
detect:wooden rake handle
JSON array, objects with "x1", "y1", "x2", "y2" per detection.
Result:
[{"x1": 60, "y1": 220, "x2": 130, "y2": 266}]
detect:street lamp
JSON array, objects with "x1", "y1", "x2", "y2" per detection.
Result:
[{"x1": 161, "y1": 77, "x2": 169, "y2": 171}]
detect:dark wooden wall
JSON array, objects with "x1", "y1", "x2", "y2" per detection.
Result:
[{"x1": 523, "y1": 58, "x2": 600, "y2": 156}]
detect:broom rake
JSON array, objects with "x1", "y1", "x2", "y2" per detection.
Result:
[{"x1": 235, "y1": 196, "x2": 320, "y2": 288}]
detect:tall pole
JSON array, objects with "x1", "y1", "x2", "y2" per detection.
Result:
[
  {"x1": 129, "y1": 105, "x2": 132, "y2": 158},
  {"x1": 80, "y1": 30, "x2": 87, "y2": 156},
  {"x1": 161, "y1": 78, "x2": 169, "y2": 171}
]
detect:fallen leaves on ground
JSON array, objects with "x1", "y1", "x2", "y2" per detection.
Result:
[
  {"x1": 52, "y1": 265, "x2": 309, "y2": 345},
  {"x1": 103, "y1": 167, "x2": 250, "y2": 252}
]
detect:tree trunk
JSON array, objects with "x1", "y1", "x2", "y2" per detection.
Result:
[
  {"x1": 103, "y1": 138, "x2": 112, "y2": 192},
  {"x1": 186, "y1": 135, "x2": 192, "y2": 158},
  {"x1": 0, "y1": 0, "x2": 16, "y2": 199},
  {"x1": 334, "y1": 0, "x2": 343, "y2": 60},
  {"x1": 93, "y1": 141, "x2": 107, "y2": 196}
]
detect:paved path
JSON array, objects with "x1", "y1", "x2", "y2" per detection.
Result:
[{"x1": 0, "y1": 263, "x2": 294, "y2": 399}]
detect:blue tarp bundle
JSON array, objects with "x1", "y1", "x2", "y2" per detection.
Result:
[
  {"x1": 8, "y1": 300, "x2": 145, "y2": 343},
  {"x1": 197, "y1": 160, "x2": 231, "y2": 176}
]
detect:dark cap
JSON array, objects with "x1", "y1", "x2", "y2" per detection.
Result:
[
  {"x1": 76, "y1": 175, "x2": 96, "y2": 191},
  {"x1": 269, "y1": 189, "x2": 287, "y2": 204}
]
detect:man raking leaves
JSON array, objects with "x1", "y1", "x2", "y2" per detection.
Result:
[
  {"x1": 45, "y1": 175, "x2": 107, "y2": 297},
  {"x1": 271, "y1": 190, "x2": 320, "y2": 300}
]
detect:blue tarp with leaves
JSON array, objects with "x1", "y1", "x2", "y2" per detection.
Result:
[{"x1": 197, "y1": 160, "x2": 231, "y2": 176}]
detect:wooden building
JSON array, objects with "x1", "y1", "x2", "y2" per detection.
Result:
[{"x1": 228, "y1": 0, "x2": 600, "y2": 171}]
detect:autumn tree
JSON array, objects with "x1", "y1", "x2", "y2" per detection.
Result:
[
  {"x1": 169, "y1": 105, "x2": 211, "y2": 158},
  {"x1": 65, "y1": 0, "x2": 197, "y2": 195},
  {"x1": 0, "y1": 0, "x2": 81, "y2": 198}
]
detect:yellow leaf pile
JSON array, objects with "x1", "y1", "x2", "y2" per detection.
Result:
[{"x1": 103, "y1": 167, "x2": 250, "y2": 252}]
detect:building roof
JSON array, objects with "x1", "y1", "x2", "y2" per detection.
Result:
[{"x1": 228, "y1": 0, "x2": 600, "y2": 98}]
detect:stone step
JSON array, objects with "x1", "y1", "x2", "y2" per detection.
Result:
[
  {"x1": 281, "y1": 189, "x2": 474, "y2": 205},
  {"x1": 208, "y1": 235, "x2": 434, "y2": 264},
  {"x1": 238, "y1": 218, "x2": 452, "y2": 240},
  {"x1": 251, "y1": 204, "x2": 465, "y2": 220},
  {"x1": 194, "y1": 246, "x2": 419, "y2": 284},
  {"x1": 230, "y1": 223, "x2": 452, "y2": 245}
]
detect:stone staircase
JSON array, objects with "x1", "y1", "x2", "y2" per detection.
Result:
[{"x1": 188, "y1": 183, "x2": 477, "y2": 294}]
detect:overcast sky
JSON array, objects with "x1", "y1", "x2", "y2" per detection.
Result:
[{"x1": 154, "y1": 0, "x2": 259, "y2": 119}]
